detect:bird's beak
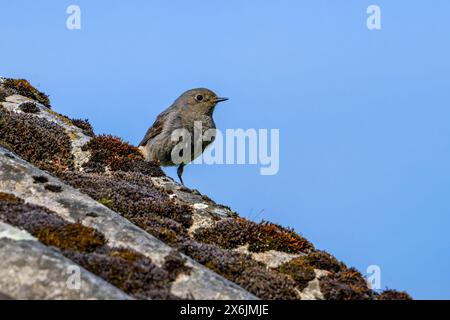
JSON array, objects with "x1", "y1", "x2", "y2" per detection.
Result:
[{"x1": 214, "y1": 97, "x2": 229, "y2": 103}]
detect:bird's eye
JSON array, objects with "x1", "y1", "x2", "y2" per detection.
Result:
[{"x1": 195, "y1": 94, "x2": 204, "y2": 102}]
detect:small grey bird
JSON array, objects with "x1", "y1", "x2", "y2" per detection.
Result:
[{"x1": 139, "y1": 88, "x2": 228, "y2": 184}]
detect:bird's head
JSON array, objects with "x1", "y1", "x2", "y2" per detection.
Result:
[{"x1": 175, "y1": 88, "x2": 228, "y2": 116}]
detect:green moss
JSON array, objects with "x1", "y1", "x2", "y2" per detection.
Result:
[
  {"x1": 99, "y1": 198, "x2": 114, "y2": 208},
  {"x1": 2, "y1": 78, "x2": 50, "y2": 107}
]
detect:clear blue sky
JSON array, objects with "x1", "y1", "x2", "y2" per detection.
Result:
[{"x1": 1, "y1": 1, "x2": 449, "y2": 299}]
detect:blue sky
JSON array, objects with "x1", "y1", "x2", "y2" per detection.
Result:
[{"x1": 1, "y1": 1, "x2": 449, "y2": 299}]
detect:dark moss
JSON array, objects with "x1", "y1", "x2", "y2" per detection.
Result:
[
  {"x1": 81, "y1": 135, "x2": 163, "y2": 176},
  {"x1": 163, "y1": 251, "x2": 192, "y2": 281},
  {"x1": 34, "y1": 223, "x2": 106, "y2": 253},
  {"x1": 320, "y1": 268, "x2": 374, "y2": 300},
  {"x1": 236, "y1": 267, "x2": 299, "y2": 300},
  {"x1": 178, "y1": 239, "x2": 298, "y2": 299},
  {"x1": 44, "y1": 184, "x2": 63, "y2": 193},
  {"x1": 0, "y1": 88, "x2": 7, "y2": 102},
  {"x1": 0, "y1": 107, "x2": 74, "y2": 172},
  {"x1": 301, "y1": 251, "x2": 345, "y2": 273},
  {"x1": 71, "y1": 118, "x2": 95, "y2": 137},
  {"x1": 64, "y1": 248, "x2": 179, "y2": 300},
  {"x1": 0, "y1": 196, "x2": 181, "y2": 300},
  {"x1": 0, "y1": 198, "x2": 66, "y2": 232},
  {"x1": 248, "y1": 221, "x2": 314, "y2": 254},
  {"x1": 376, "y1": 289, "x2": 412, "y2": 300},
  {"x1": 85, "y1": 212, "x2": 99, "y2": 218},
  {"x1": 32, "y1": 175, "x2": 49, "y2": 184},
  {"x1": 277, "y1": 251, "x2": 345, "y2": 291},
  {"x1": 18, "y1": 101, "x2": 40, "y2": 113},
  {"x1": 193, "y1": 217, "x2": 249, "y2": 249},
  {"x1": 2, "y1": 78, "x2": 50, "y2": 107},
  {"x1": 131, "y1": 215, "x2": 183, "y2": 245},
  {"x1": 194, "y1": 217, "x2": 313, "y2": 254},
  {"x1": 0, "y1": 192, "x2": 22, "y2": 204},
  {"x1": 59, "y1": 171, "x2": 193, "y2": 229},
  {"x1": 278, "y1": 257, "x2": 316, "y2": 290}
]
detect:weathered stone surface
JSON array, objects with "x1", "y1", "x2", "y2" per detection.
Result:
[
  {"x1": 0, "y1": 221, "x2": 132, "y2": 300},
  {"x1": 0, "y1": 146, "x2": 257, "y2": 300}
]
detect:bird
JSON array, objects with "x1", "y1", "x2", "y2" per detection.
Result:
[{"x1": 138, "y1": 88, "x2": 228, "y2": 185}]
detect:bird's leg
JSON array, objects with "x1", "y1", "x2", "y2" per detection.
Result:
[{"x1": 177, "y1": 163, "x2": 185, "y2": 185}]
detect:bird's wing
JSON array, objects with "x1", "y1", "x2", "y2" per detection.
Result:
[{"x1": 139, "y1": 110, "x2": 171, "y2": 147}]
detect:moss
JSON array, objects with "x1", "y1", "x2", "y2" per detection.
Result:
[
  {"x1": 81, "y1": 134, "x2": 163, "y2": 176},
  {"x1": 110, "y1": 247, "x2": 148, "y2": 263},
  {"x1": 64, "y1": 248, "x2": 180, "y2": 300},
  {"x1": 248, "y1": 221, "x2": 313, "y2": 253},
  {"x1": 163, "y1": 251, "x2": 192, "y2": 281},
  {"x1": 278, "y1": 257, "x2": 316, "y2": 290},
  {"x1": 0, "y1": 196, "x2": 183, "y2": 300},
  {"x1": 0, "y1": 107, "x2": 74, "y2": 173},
  {"x1": 60, "y1": 171, "x2": 193, "y2": 230},
  {"x1": 0, "y1": 88, "x2": 6, "y2": 102},
  {"x1": 376, "y1": 289, "x2": 412, "y2": 300},
  {"x1": 44, "y1": 184, "x2": 63, "y2": 193},
  {"x1": 178, "y1": 239, "x2": 298, "y2": 299},
  {"x1": 99, "y1": 198, "x2": 114, "y2": 208},
  {"x1": 71, "y1": 118, "x2": 95, "y2": 137},
  {"x1": 236, "y1": 267, "x2": 299, "y2": 300},
  {"x1": 300, "y1": 251, "x2": 345, "y2": 273},
  {"x1": 0, "y1": 192, "x2": 22, "y2": 204},
  {"x1": 320, "y1": 268, "x2": 374, "y2": 300},
  {"x1": 194, "y1": 217, "x2": 314, "y2": 254},
  {"x1": 85, "y1": 212, "x2": 99, "y2": 218},
  {"x1": 32, "y1": 175, "x2": 49, "y2": 184},
  {"x1": 0, "y1": 85, "x2": 412, "y2": 299},
  {"x1": 34, "y1": 223, "x2": 106, "y2": 253},
  {"x1": 2, "y1": 78, "x2": 50, "y2": 107},
  {"x1": 18, "y1": 101, "x2": 40, "y2": 113}
]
